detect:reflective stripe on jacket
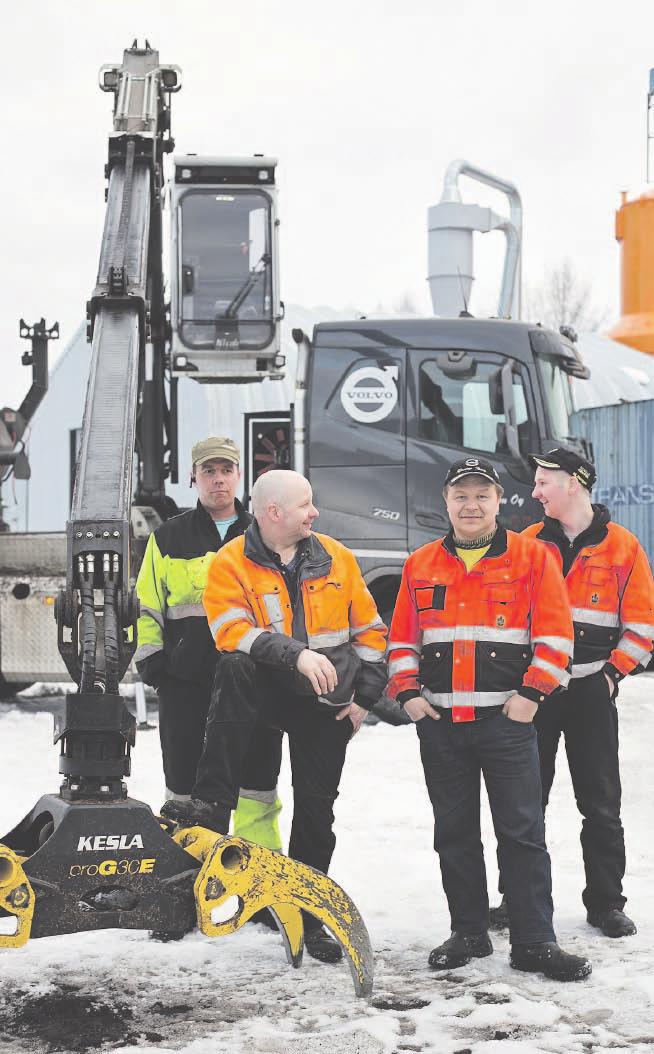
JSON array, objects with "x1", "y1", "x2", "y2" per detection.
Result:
[
  {"x1": 387, "y1": 527, "x2": 573, "y2": 721},
  {"x1": 203, "y1": 524, "x2": 388, "y2": 709},
  {"x1": 135, "y1": 499, "x2": 251, "y2": 685},
  {"x1": 523, "y1": 517, "x2": 654, "y2": 683}
]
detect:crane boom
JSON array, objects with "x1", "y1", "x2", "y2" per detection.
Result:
[{"x1": 57, "y1": 42, "x2": 180, "y2": 693}]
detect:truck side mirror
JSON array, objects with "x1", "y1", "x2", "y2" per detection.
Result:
[
  {"x1": 488, "y1": 367, "x2": 504, "y2": 415},
  {"x1": 182, "y1": 264, "x2": 194, "y2": 295},
  {"x1": 500, "y1": 360, "x2": 520, "y2": 460}
]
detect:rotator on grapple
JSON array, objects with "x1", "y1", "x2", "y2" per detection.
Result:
[{"x1": 0, "y1": 41, "x2": 373, "y2": 998}]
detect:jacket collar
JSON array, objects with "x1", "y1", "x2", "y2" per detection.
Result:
[
  {"x1": 196, "y1": 497, "x2": 251, "y2": 533},
  {"x1": 244, "y1": 520, "x2": 332, "y2": 579},
  {"x1": 443, "y1": 524, "x2": 508, "y2": 560},
  {"x1": 536, "y1": 503, "x2": 610, "y2": 550}
]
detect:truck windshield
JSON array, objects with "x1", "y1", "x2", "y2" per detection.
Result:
[
  {"x1": 536, "y1": 354, "x2": 574, "y2": 440},
  {"x1": 178, "y1": 190, "x2": 273, "y2": 350},
  {"x1": 419, "y1": 356, "x2": 533, "y2": 456}
]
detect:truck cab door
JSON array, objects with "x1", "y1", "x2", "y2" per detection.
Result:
[
  {"x1": 306, "y1": 344, "x2": 407, "y2": 549},
  {"x1": 406, "y1": 349, "x2": 542, "y2": 550}
]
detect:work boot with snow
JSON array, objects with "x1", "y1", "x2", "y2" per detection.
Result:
[
  {"x1": 303, "y1": 914, "x2": 343, "y2": 964},
  {"x1": 428, "y1": 931, "x2": 493, "y2": 970},
  {"x1": 587, "y1": 908, "x2": 637, "y2": 938},
  {"x1": 488, "y1": 895, "x2": 509, "y2": 931},
  {"x1": 510, "y1": 942, "x2": 592, "y2": 981},
  {"x1": 160, "y1": 797, "x2": 230, "y2": 834}
]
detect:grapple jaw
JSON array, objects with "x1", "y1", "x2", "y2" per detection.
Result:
[
  {"x1": 0, "y1": 846, "x2": 35, "y2": 948},
  {"x1": 172, "y1": 826, "x2": 374, "y2": 997}
]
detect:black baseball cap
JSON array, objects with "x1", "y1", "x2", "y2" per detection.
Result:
[
  {"x1": 444, "y1": 457, "x2": 501, "y2": 488},
  {"x1": 527, "y1": 447, "x2": 596, "y2": 490}
]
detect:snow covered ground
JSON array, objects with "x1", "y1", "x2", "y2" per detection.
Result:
[{"x1": 0, "y1": 677, "x2": 653, "y2": 1054}]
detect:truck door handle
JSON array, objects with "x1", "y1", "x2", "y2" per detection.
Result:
[{"x1": 415, "y1": 508, "x2": 447, "y2": 529}]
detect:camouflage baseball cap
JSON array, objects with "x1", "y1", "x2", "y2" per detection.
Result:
[{"x1": 192, "y1": 436, "x2": 240, "y2": 467}]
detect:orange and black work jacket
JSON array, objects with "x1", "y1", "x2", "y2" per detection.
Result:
[
  {"x1": 387, "y1": 527, "x2": 573, "y2": 721},
  {"x1": 203, "y1": 521, "x2": 388, "y2": 710},
  {"x1": 523, "y1": 505, "x2": 654, "y2": 689}
]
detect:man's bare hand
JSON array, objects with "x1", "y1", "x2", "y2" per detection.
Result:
[
  {"x1": 336, "y1": 701, "x2": 369, "y2": 734},
  {"x1": 503, "y1": 693, "x2": 538, "y2": 723},
  {"x1": 296, "y1": 649, "x2": 338, "y2": 695},
  {"x1": 404, "y1": 695, "x2": 440, "y2": 723}
]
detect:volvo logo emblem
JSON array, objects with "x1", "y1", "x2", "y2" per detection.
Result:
[{"x1": 340, "y1": 365, "x2": 399, "y2": 424}]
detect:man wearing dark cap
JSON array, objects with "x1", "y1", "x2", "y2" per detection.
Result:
[
  {"x1": 491, "y1": 447, "x2": 654, "y2": 938},
  {"x1": 135, "y1": 436, "x2": 284, "y2": 854},
  {"x1": 387, "y1": 457, "x2": 591, "y2": 981}
]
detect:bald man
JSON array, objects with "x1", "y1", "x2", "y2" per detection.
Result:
[{"x1": 162, "y1": 471, "x2": 388, "y2": 963}]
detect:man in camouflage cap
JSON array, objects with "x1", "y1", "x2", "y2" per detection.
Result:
[{"x1": 135, "y1": 437, "x2": 283, "y2": 857}]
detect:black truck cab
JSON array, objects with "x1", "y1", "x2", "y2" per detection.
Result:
[{"x1": 298, "y1": 316, "x2": 590, "y2": 616}]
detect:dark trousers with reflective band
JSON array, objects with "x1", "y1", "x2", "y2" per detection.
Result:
[
  {"x1": 535, "y1": 670, "x2": 626, "y2": 913},
  {"x1": 158, "y1": 671, "x2": 283, "y2": 798},
  {"x1": 417, "y1": 709, "x2": 555, "y2": 946},
  {"x1": 194, "y1": 653, "x2": 352, "y2": 875}
]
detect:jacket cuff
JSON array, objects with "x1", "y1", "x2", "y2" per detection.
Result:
[
  {"x1": 397, "y1": 689, "x2": 420, "y2": 708},
  {"x1": 603, "y1": 662, "x2": 623, "y2": 687},
  {"x1": 353, "y1": 692, "x2": 375, "y2": 712},
  {"x1": 520, "y1": 684, "x2": 548, "y2": 705}
]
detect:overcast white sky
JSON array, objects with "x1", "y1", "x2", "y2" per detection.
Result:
[{"x1": 2, "y1": 0, "x2": 654, "y2": 407}]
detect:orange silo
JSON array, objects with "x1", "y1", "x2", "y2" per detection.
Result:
[
  {"x1": 609, "y1": 70, "x2": 654, "y2": 355},
  {"x1": 608, "y1": 188, "x2": 654, "y2": 355}
]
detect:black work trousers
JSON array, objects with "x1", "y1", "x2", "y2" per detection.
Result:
[
  {"x1": 158, "y1": 670, "x2": 282, "y2": 799},
  {"x1": 417, "y1": 710, "x2": 555, "y2": 946},
  {"x1": 194, "y1": 652, "x2": 353, "y2": 875},
  {"x1": 534, "y1": 670, "x2": 626, "y2": 913}
]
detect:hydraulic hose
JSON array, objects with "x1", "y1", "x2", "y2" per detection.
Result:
[
  {"x1": 79, "y1": 580, "x2": 97, "y2": 693},
  {"x1": 103, "y1": 581, "x2": 120, "y2": 695}
]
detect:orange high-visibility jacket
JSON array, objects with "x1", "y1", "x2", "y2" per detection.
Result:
[
  {"x1": 203, "y1": 524, "x2": 388, "y2": 708},
  {"x1": 523, "y1": 518, "x2": 654, "y2": 685},
  {"x1": 387, "y1": 527, "x2": 573, "y2": 722}
]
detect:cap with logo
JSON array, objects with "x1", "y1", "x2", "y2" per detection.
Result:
[
  {"x1": 444, "y1": 457, "x2": 501, "y2": 488},
  {"x1": 527, "y1": 447, "x2": 596, "y2": 491},
  {"x1": 192, "y1": 436, "x2": 240, "y2": 467}
]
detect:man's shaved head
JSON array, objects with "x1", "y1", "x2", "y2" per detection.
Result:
[
  {"x1": 251, "y1": 470, "x2": 319, "y2": 551},
  {"x1": 251, "y1": 470, "x2": 309, "y2": 517}
]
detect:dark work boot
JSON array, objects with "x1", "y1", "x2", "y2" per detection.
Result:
[
  {"x1": 303, "y1": 914, "x2": 343, "y2": 964},
  {"x1": 160, "y1": 797, "x2": 230, "y2": 834},
  {"x1": 587, "y1": 908, "x2": 637, "y2": 938},
  {"x1": 510, "y1": 942, "x2": 592, "y2": 981},
  {"x1": 489, "y1": 895, "x2": 509, "y2": 931},
  {"x1": 428, "y1": 931, "x2": 493, "y2": 970}
]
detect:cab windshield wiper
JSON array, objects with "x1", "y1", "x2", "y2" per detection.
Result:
[{"x1": 221, "y1": 253, "x2": 270, "y2": 319}]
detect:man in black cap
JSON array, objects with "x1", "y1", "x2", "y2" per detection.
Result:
[
  {"x1": 491, "y1": 447, "x2": 654, "y2": 937},
  {"x1": 387, "y1": 457, "x2": 591, "y2": 981}
]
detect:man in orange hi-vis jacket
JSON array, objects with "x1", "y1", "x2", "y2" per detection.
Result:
[
  {"x1": 508, "y1": 447, "x2": 651, "y2": 940},
  {"x1": 162, "y1": 469, "x2": 387, "y2": 964},
  {"x1": 387, "y1": 457, "x2": 591, "y2": 983}
]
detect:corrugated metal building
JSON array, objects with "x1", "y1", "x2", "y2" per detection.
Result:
[{"x1": 571, "y1": 399, "x2": 654, "y2": 566}]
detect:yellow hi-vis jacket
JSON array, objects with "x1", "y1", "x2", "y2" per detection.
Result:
[{"x1": 203, "y1": 522, "x2": 388, "y2": 709}]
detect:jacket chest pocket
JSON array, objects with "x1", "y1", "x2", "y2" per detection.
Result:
[
  {"x1": 251, "y1": 586, "x2": 288, "y2": 630},
  {"x1": 414, "y1": 577, "x2": 453, "y2": 628},
  {"x1": 189, "y1": 552, "x2": 216, "y2": 595},
  {"x1": 582, "y1": 564, "x2": 618, "y2": 609},
  {"x1": 480, "y1": 577, "x2": 520, "y2": 626},
  {"x1": 306, "y1": 578, "x2": 348, "y2": 631}
]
